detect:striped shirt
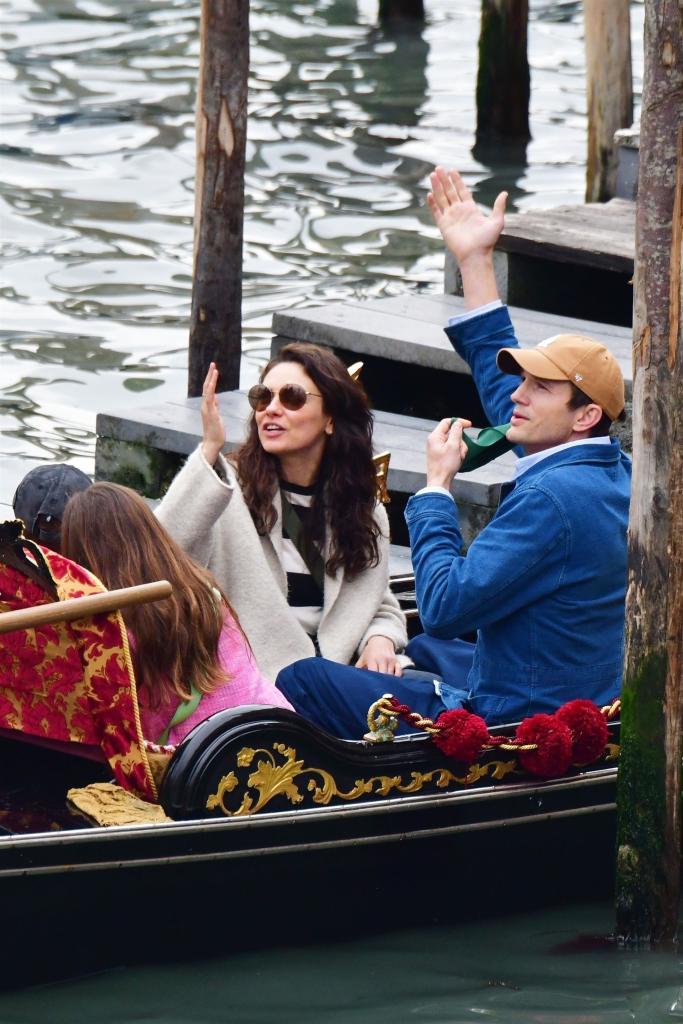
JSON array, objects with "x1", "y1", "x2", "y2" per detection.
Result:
[{"x1": 280, "y1": 480, "x2": 324, "y2": 641}]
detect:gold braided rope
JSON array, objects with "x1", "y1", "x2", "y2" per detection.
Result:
[
  {"x1": 602, "y1": 698, "x2": 621, "y2": 719},
  {"x1": 366, "y1": 694, "x2": 621, "y2": 752},
  {"x1": 366, "y1": 696, "x2": 440, "y2": 736}
]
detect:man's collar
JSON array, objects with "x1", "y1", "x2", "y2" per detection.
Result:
[{"x1": 514, "y1": 436, "x2": 612, "y2": 479}]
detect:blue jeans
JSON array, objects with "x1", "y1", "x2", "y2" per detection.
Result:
[
  {"x1": 405, "y1": 634, "x2": 476, "y2": 692},
  {"x1": 275, "y1": 655, "x2": 472, "y2": 741}
]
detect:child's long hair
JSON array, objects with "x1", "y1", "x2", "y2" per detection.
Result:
[{"x1": 62, "y1": 482, "x2": 232, "y2": 708}]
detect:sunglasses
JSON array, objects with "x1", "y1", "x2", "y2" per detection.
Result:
[{"x1": 247, "y1": 383, "x2": 322, "y2": 412}]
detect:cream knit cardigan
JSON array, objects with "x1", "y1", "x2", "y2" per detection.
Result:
[{"x1": 156, "y1": 446, "x2": 408, "y2": 682}]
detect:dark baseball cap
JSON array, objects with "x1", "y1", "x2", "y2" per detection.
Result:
[{"x1": 12, "y1": 464, "x2": 92, "y2": 550}]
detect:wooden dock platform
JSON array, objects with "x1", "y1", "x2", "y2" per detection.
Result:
[{"x1": 446, "y1": 198, "x2": 635, "y2": 328}]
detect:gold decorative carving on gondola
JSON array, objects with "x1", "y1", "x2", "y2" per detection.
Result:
[
  {"x1": 205, "y1": 742, "x2": 517, "y2": 817},
  {"x1": 373, "y1": 451, "x2": 391, "y2": 504}
]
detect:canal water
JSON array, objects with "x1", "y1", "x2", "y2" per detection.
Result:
[
  {"x1": 2, "y1": 1, "x2": 675, "y2": 1018},
  {"x1": 0, "y1": 901, "x2": 682, "y2": 1020}
]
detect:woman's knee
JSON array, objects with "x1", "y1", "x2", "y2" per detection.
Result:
[{"x1": 275, "y1": 658, "x2": 320, "y2": 700}]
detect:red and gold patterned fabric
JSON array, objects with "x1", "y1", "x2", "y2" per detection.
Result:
[{"x1": 0, "y1": 543, "x2": 157, "y2": 801}]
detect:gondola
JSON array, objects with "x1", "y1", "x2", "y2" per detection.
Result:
[{"x1": 0, "y1": 522, "x2": 620, "y2": 988}]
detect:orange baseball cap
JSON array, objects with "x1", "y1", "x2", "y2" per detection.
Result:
[{"x1": 496, "y1": 334, "x2": 625, "y2": 421}]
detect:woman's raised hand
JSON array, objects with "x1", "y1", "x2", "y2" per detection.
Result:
[{"x1": 200, "y1": 363, "x2": 226, "y2": 466}]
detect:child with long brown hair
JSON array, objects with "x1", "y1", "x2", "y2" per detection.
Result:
[{"x1": 61, "y1": 482, "x2": 292, "y2": 745}]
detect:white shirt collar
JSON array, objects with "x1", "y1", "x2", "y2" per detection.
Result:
[
  {"x1": 514, "y1": 436, "x2": 612, "y2": 478},
  {"x1": 447, "y1": 299, "x2": 503, "y2": 327}
]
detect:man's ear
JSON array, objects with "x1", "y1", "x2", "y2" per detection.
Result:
[{"x1": 574, "y1": 403, "x2": 603, "y2": 432}]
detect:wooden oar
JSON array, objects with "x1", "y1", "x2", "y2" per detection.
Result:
[{"x1": 0, "y1": 580, "x2": 172, "y2": 635}]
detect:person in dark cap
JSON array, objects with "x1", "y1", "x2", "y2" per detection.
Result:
[{"x1": 12, "y1": 464, "x2": 92, "y2": 553}]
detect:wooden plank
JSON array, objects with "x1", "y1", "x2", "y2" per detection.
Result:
[
  {"x1": 273, "y1": 297, "x2": 471, "y2": 374},
  {"x1": 273, "y1": 293, "x2": 633, "y2": 385},
  {"x1": 498, "y1": 199, "x2": 635, "y2": 272}
]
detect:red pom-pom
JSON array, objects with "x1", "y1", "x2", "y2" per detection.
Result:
[
  {"x1": 555, "y1": 699, "x2": 609, "y2": 763},
  {"x1": 433, "y1": 709, "x2": 489, "y2": 762},
  {"x1": 516, "y1": 714, "x2": 573, "y2": 778}
]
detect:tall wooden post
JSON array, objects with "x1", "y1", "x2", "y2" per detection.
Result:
[
  {"x1": 584, "y1": 0, "x2": 633, "y2": 202},
  {"x1": 379, "y1": 0, "x2": 424, "y2": 21},
  {"x1": 475, "y1": 0, "x2": 530, "y2": 145},
  {"x1": 615, "y1": 0, "x2": 683, "y2": 947},
  {"x1": 188, "y1": 0, "x2": 248, "y2": 398}
]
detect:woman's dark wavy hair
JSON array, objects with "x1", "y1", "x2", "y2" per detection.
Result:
[{"x1": 234, "y1": 343, "x2": 380, "y2": 578}]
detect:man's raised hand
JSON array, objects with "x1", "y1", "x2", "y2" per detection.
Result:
[
  {"x1": 428, "y1": 167, "x2": 507, "y2": 266},
  {"x1": 428, "y1": 167, "x2": 507, "y2": 309}
]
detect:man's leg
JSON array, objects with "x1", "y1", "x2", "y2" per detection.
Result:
[
  {"x1": 276, "y1": 658, "x2": 449, "y2": 741},
  {"x1": 405, "y1": 634, "x2": 475, "y2": 687}
]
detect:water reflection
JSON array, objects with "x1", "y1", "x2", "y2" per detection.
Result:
[{"x1": 471, "y1": 138, "x2": 530, "y2": 210}]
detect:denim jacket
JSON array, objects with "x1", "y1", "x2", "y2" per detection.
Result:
[{"x1": 405, "y1": 306, "x2": 631, "y2": 725}]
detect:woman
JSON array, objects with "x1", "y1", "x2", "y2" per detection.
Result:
[
  {"x1": 156, "y1": 343, "x2": 408, "y2": 682},
  {"x1": 61, "y1": 483, "x2": 293, "y2": 746}
]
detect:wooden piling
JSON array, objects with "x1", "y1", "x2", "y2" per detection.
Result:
[
  {"x1": 188, "y1": 0, "x2": 249, "y2": 398},
  {"x1": 615, "y1": 0, "x2": 683, "y2": 948},
  {"x1": 584, "y1": 0, "x2": 633, "y2": 202},
  {"x1": 379, "y1": 0, "x2": 425, "y2": 22},
  {"x1": 475, "y1": 0, "x2": 530, "y2": 144}
]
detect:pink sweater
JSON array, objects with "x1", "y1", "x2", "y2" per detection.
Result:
[{"x1": 138, "y1": 615, "x2": 294, "y2": 745}]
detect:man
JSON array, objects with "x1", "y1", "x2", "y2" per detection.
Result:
[
  {"x1": 277, "y1": 167, "x2": 630, "y2": 735},
  {"x1": 12, "y1": 464, "x2": 92, "y2": 553}
]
